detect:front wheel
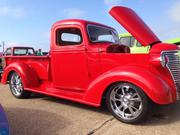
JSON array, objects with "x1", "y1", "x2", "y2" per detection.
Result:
[
  {"x1": 9, "y1": 72, "x2": 31, "y2": 98},
  {"x1": 106, "y1": 82, "x2": 151, "y2": 124}
]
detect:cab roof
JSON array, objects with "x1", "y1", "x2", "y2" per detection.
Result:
[
  {"x1": 52, "y1": 19, "x2": 116, "y2": 30},
  {"x1": 6, "y1": 46, "x2": 34, "y2": 49}
]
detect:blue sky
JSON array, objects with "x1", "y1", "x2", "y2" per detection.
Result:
[{"x1": 0, "y1": 0, "x2": 180, "y2": 51}]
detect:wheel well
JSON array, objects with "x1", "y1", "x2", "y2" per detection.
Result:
[
  {"x1": 100, "y1": 81, "x2": 153, "y2": 106},
  {"x1": 7, "y1": 71, "x2": 15, "y2": 83},
  {"x1": 101, "y1": 81, "x2": 120, "y2": 105}
]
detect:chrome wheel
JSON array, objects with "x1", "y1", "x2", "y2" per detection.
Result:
[
  {"x1": 110, "y1": 83, "x2": 143, "y2": 120},
  {"x1": 10, "y1": 73, "x2": 23, "y2": 97}
]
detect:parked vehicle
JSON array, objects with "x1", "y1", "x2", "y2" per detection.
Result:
[
  {"x1": 119, "y1": 34, "x2": 180, "y2": 53},
  {"x1": 166, "y1": 38, "x2": 180, "y2": 48},
  {"x1": 0, "y1": 105, "x2": 10, "y2": 135},
  {"x1": 4, "y1": 47, "x2": 35, "y2": 56},
  {"x1": 119, "y1": 33, "x2": 150, "y2": 53},
  {"x1": 1, "y1": 6, "x2": 180, "y2": 124},
  {"x1": 0, "y1": 47, "x2": 35, "y2": 78}
]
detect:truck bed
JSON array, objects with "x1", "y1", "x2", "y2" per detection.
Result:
[{"x1": 4, "y1": 55, "x2": 50, "y2": 81}]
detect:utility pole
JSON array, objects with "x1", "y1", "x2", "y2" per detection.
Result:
[
  {"x1": 0, "y1": 41, "x2": 5, "y2": 53},
  {"x1": 2, "y1": 41, "x2": 5, "y2": 53}
]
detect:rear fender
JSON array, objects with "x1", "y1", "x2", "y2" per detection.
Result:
[
  {"x1": 84, "y1": 66, "x2": 175, "y2": 106},
  {"x1": 1, "y1": 62, "x2": 39, "y2": 88}
]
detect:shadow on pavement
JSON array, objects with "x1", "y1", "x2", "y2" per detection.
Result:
[
  {"x1": 9, "y1": 93, "x2": 180, "y2": 127},
  {"x1": 43, "y1": 96, "x2": 110, "y2": 115},
  {"x1": 142, "y1": 101, "x2": 180, "y2": 126},
  {"x1": 5, "y1": 107, "x2": 70, "y2": 135},
  {"x1": 43, "y1": 97, "x2": 180, "y2": 125}
]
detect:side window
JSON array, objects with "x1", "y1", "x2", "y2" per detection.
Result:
[
  {"x1": 120, "y1": 37, "x2": 130, "y2": 46},
  {"x1": 56, "y1": 28, "x2": 82, "y2": 46},
  {"x1": 137, "y1": 41, "x2": 142, "y2": 47},
  {"x1": 5, "y1": 48, "x2": 11, "y2": 56},
  {"x1": 120, "y1": 37, "x2": 134, "y2": 47},
  {"x1": 27, "y1": 49, "x2": 34, "y2": 55},
  {"x1": 130, "y1": 37, "x2": 135, "y2": 47}
]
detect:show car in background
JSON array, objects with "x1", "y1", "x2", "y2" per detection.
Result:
[
  {"x1": 119, "y1": 34, "x2": 180, "y2": 53},
  {"x1": 0, "y1": 105, "x2": 10, "y2": 135},
  {"x1": 119, "y1": 33, "x2": 150, "y2": 53},
  {"x1": 0, "y1": 47, "x2": 36, "y2": 78},
  {"x1": 4, "y1": 47, "x2": 35, "y2": 56},
  {"x1": 166, "y1": 38, "x2": 180, "y2": 48},
  {"x1": 1, "y1": 6, "x2": 180, "y2": 124}
]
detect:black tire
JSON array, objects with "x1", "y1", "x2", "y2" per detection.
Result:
[
  {"x1": 106, "y1": 82, "x2": 151, "y2": 124},
  {"x1": 9, "y1": 72, "x2": 32, "y2": 98}
]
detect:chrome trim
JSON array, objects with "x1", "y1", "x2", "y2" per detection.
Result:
[{"x1": 162, "y1": 50, "x2": 180, "y2": 100}]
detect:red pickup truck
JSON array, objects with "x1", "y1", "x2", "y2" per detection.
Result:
[{"x1": 1, "y1": 6, "x2": 180, "y2": 124}]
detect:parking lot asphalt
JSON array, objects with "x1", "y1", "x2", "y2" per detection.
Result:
[{"x1": 0, "y1": 84, "x2": 180, "y2": 135}]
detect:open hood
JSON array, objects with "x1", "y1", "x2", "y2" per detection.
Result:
[{"x1": 109, "y1": 6, "x2": 161, "y2": 46}]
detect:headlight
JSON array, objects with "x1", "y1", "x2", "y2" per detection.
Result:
[{"x1": 160, "y1": 54, "x2": 168, "y2": 67}]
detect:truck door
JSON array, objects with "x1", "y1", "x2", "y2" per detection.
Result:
[{"x1": 51, "y1": 25, "x2": 89, "y2": 91}]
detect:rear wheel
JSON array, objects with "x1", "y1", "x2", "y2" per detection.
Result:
[
  {"x1": 9, "y1": 72, "x2": 31, "y2": 98},
  {"x1": 106, "y1": 82, "x2": 151, "y2": 124}
]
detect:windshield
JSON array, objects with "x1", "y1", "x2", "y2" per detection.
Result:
[{"x1": 87, "y1": 25, "x2": 119, "y2": 43}]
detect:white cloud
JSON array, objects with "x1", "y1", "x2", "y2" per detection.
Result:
[
  {"x1": 168, "y1": 1, "x2": 180, "y2": 23},
  {"x1": 104, "y1": 0, "x2": 123, "y2": 6},
  {"x1": 63, "y1": 8, "x2": 86, "y2": 18},
  {"x1": 165, "y1": 1, "x2": 180, "y2": 39},
  {"x1": 0, "y1": 6, "x2": 24, "y2": 18}
]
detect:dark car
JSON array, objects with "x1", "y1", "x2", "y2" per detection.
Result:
[{"x1": 0, "y1": 105, "x2": 10, "y2": 135}]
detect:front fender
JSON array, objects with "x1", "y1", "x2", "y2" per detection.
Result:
[
  {"x1": 84, "y1": 66, "x2": 175, "y2": 106},
  {"x1": 1, "y1": 62, "x2": 39, "y2": 88}
]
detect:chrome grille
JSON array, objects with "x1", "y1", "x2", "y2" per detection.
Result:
[{"x1": 163, "y1": 50, "x2": 180, "y2": 100}]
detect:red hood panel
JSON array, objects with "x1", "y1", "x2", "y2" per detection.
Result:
[{"x1": 109, "y1": 6, "x2": 160, "y2": 46}]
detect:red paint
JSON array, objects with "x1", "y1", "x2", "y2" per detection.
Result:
[
  {"x1": 109, "y1": 6, "x2": 160, "y2": 46},
  {"x1": 1, "y1": 6, "x2": 179, "y2": 107}
]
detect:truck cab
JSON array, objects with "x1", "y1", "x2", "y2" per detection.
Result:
[
  {"x1": 4, "y1": 46, "x2": 35, "y2": 56},
  {"x1": 1, "y1": 6, "x2": 180, "y2": 124}
]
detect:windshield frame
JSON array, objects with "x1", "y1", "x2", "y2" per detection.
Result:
[{"x1": 87, "y1": 24, "x2": 119, "y2": 44}]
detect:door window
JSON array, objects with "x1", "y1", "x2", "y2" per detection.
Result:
[
  {"x1": 120, "y1": 37, "x2": 135, "y2": 47},
  {"x1": 137, "y1": 41, "x2": 142, "y2": 47},
  {"x1": 56, "y1": 28, "x2": 82, "y2": 46}
]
